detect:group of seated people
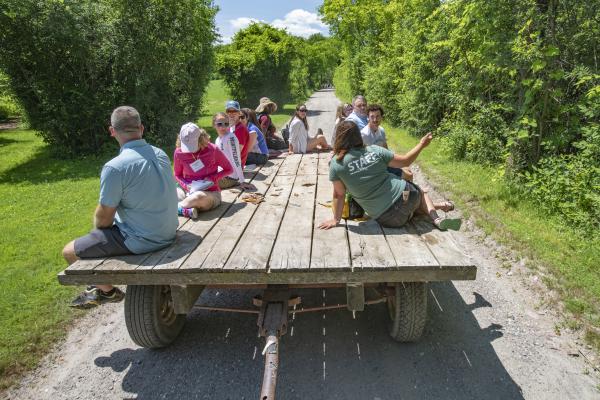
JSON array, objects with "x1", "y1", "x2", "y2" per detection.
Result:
[{"x1": 62, "y1": 94, "x2": 460, "y2": 309}]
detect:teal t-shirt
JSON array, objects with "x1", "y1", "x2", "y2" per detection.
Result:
[
  {"x1": 329, "y1": 145, "x2": 406, "y2": 218},
  {"x1": 100, "y1": 139, "x2": 178, "y2": 254}
]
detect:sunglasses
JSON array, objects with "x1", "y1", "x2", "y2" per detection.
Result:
[
  {"x1": 215, "y1": 121, "x2": 229, "y2": 127},
  {"x1": 239, "y1": 115, "x2": 246, "y2": 120},
  {"x1": 298, "y1": 108, "x2": 307, "y2": 112}
]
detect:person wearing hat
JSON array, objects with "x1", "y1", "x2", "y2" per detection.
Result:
[
  {"x1": 256, "y1": 97, "x2": 287, "y2": 150},
  {"x1": 226, "y1": 100, "x2": 255, "y2": 167},
  {"x1": 173, "y1": 122, "x2": 234, "y2": 218},
  {"x1": 63, "y1": 106, "x2": 179, "y2": 309}
]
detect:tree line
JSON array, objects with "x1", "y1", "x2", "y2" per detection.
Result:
[
  {"x1": 321, "y1": 0, "x2": 599, "y2": 233},
  {"x1": 0, "y1": 0, "x2": 217, "y2": 155},
  {"x1": 216, "y1": 23, "x2": 339, "y2": 106}
]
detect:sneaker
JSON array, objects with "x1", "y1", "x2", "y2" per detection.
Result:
[
  {"x1": 434, "y1": 217, "x2": 462, "y2": 231},
  {"x1": 178, "y1": 206, "x2": 198, "y2": 219},
  {"x1": 69, "y1": 286, "x2": 125, "y2": 309}
]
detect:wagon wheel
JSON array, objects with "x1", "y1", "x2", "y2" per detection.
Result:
[
  {"x1": 387, "y1": 282, "x2": 428, "y2": 342},
  {"x1": 125, "y1": 285, "x2": 186, "y2": 348}
]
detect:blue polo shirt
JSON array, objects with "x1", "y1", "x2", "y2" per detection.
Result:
[
  {"x1": 346, "y1": 112, "x2": 368, "y2": 131},
  {"x1": 99, "y1": 139, "x2": 178, "y2": 253}
]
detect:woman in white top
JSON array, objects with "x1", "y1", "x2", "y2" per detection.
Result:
[
  {"x1": 213, "y1": 112, "x2": 251, "y2": 189},
  {"x1": 288, "y1": 104, "x2": 330, "y2": 154}
]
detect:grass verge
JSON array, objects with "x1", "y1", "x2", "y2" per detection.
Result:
[
  {"x1": 0, "y1": 127, "x2": 105, "y2": 389},
  {"x1": 386, "y1": 126, "x2": 600, "y2": 348}
]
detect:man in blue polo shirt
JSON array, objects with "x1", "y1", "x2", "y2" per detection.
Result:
[
  {"x1": 62, "y1": 106, "x2": 178, "y2": 309},
  {"x1": 345, "y1": 95, "x2": 369, "y2": 130}
]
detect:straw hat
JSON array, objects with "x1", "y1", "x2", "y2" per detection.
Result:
[{"x1": 255, "y1": 97, "x2": 278, "y2": 113}]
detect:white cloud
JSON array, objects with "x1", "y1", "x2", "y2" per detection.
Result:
[
  {"x1": 226, "y1": 10, "x2": 328, "y2": 42},
  {"x1": 272, "y1": 9, "x2": 328, "y2": 38},
  {"x1": 229, "y1": 17, "x2": 264, "y2": 31}
]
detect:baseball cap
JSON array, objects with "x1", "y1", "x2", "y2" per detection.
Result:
[
  {"x1": 225, "y1": 100, "x2": 241, "y2": 112},
  {"x1": 179, "y1": 122, "x2": 201, "y2": 153}
]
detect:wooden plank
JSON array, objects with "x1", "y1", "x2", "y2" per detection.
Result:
[
  {"x1": 58, "y1": 266, "x2": 477, "y2": 286},
  {"x1": 382, "y1": 226, "x2": 439, "y2": 268},
  {"x1": 276, "y1": 153, "x2": 302, "y2": 176},
  {"x1": 317, "y1": 152, "x2": 331, "y2": 175},
  {"x1": 65, "y1": 217, "x2": 191, "y2": 275},
  {"x1": 297, "y1": 152, "x2": 318, "y2": 175},
  {"x1": 346, "y1": 218, "x2": 397, "y2": 271},
  {"x1": 178, "y1": 160, "x2": 284, "y2": 273},
  {"x1": 310, "y1": 175, "x2": 351, "y2": 270},
  {"x1": 269, "y1": 174, "x2": 317, "y2": 271},
  {"x1": 224, "y1": 174, "x2": 295, "y2": 271},
  {"x1": 411, "y1": 218, "x2": 474, "y2": 267},
  {"x1": 92, "y1": 165, "x2": 270, "y2": 275}
]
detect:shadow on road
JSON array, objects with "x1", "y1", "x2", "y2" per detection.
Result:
[{"x1": 95, "y1": 283, "x2": 523, "y2": 399}]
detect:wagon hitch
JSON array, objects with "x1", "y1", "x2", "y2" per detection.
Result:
[{"x1": 255, "y1": 286, "x2": 299, "y2": 400}]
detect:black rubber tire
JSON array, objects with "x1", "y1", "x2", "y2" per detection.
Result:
[
  {"x1": 387, "y1": 282, "x2": 428, "y2": 342},
  {"x1": 124, "y1": 285, "x2": 186, "y2": 348}
]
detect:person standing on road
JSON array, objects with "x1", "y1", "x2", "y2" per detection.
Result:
[
  {"x1": 319, "y1": 121, "x2": 460, "y2": 231},
  {"x1": 288, "y1": 104, "x2": 330, "y2": 154},
  {"x1": 62, "y1": 106, "x2": 178, "y2": 309},
  {"x1": 345, "y1": 95, "x2": 368, "y2": 131}
]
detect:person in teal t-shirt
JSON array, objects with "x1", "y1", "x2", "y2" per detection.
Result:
[{"x1": 319, "y1": 120, "x2": 461, "y2": 231}]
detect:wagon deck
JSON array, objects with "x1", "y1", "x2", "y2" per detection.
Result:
[{"x1": 58, "y1": 152, "x2": 476, "y2": 286}]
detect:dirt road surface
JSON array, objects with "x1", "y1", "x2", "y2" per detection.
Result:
[{"x1": 6, "y1": 90, "x2": 599, "y2": 399}]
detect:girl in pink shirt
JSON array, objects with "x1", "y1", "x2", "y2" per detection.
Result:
[{"x1": 173, "y1": 123, "x2": 233, "y2": 218}]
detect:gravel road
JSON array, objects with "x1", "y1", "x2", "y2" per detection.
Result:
[{"x1": 5, "y1": 90, "x2": 599, "y2": 400}]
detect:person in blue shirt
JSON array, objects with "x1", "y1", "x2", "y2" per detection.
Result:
[
  {"x1": 345, "y1": 95, "x2": 369, "y2": 130},
  {"x1": 242, "y1": 107, "x2": 270, "y2": 165},
  {"x1": 62, "y1": 106, "x2": 178, "y2": 309}
]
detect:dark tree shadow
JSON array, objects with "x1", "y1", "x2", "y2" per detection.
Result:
[
  {"x1": 95, "y1": 283, "x2": 523, "y2": 399},
  {"x1": 0, "y1": 136, "x2": 17, "y2": 147},
  {"x1": 0, "y1": 145, "x2": 104, "y2": 184}
]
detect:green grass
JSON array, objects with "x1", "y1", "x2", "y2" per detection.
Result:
[
  {"x1": 385, "y1": 126, "x2": 600, "y2": 346},
  {"x1": 197, "y1": 79, "x2": 297, "y2": 139},
  {"x1": 0, "y1": 127, "x2": 105, "y2": 389}
]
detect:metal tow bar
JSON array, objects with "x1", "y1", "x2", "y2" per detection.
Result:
[{"x1": 255, "y1": 286, "x2": 299, "y2": 400}]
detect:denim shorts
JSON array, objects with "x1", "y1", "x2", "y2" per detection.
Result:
[
  {"x1": 74, "y1": 225, "x2": 132, "y2": 258},
  {"x1": 376, "y1": 181, "x2": 422, "y2": 228}
]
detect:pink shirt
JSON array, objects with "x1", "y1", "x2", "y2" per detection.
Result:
[{"x1": 173, "y1": 143, "x2": 233, "y2": 192}]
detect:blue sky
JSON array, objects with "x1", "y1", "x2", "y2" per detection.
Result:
[{"x1": 213, "y1": 0, "x2": 329, "y2": 43}]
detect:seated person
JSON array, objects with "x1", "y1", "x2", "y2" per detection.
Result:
[
  {"x1": 288, "y1": 104, "x2": 330, "y2": 154},
  {"x1": 173, "y1": 122, "x2": 234, "y2": 218},
  {"x1": 62, "y1": 106, "x2": 178, "y2": 309},
  {"x1": 361, "y1": 104, "x2": 413, "y2": 181},
  {"x1": 256, "y1": 97, "x2": 287, "y2": 150},
  {"x1": 226, "y1": 100, "x2": 254, "y2": 167},
  {"x1": 241, "y1": 108, "x2": 269, "y2": 165},
  {"x1": 213, "y1": 112, "x2": 253, "y2": 190},
  {"x1": 319, "y1": 121, "x2": 460, "y2": 231}
]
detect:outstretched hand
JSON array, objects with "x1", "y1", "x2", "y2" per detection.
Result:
[
  {"x1": 420, "y1": 132, "x2": 433, "y2": 147},
  {"x1": 318, "y1": 218, "x2": 339, "y2": 230}
]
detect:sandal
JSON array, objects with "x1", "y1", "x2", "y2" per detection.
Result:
[{"x1": 433, "y1": 217, "x2": 462, "y2": 231}]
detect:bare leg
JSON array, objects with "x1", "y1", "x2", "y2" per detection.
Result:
[
  {"x1": 62, "y1": 241, "x2": 113, "y2": 292},
  {"x1": 418, "y1": 192, "x2": 440, "y2": 223},
  {"x1": 179, "y1": 191, "x2": 216, "y2": 211},
  {"x1": 307, "y1": 135, "x2": 330, "y2": 151}
]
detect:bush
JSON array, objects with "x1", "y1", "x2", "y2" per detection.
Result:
[
  {"x1": 0, "y1": 0, "x2": 216, "y2": 155},
  {"x1": 217, "y1": 24, "x2": 340, "y2": 106}
]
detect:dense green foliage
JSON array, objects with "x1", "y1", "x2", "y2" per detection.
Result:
[
  {"x1": 217, "y1": 23, "x2": 339, "y2": 105},
  {"x1": 321, "y1": 0, "x2": 600, "y2": 233},
  {"x1": 0, "y1": 0, "x2": 217, "y2": 155},
  {"x1": 0, "y1": 71, "x2": 20, "y2": 120}
]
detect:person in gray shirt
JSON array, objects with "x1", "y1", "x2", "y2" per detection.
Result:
[{"x1": 62, "y1": 106, "x2": 178, "y2": 309}]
